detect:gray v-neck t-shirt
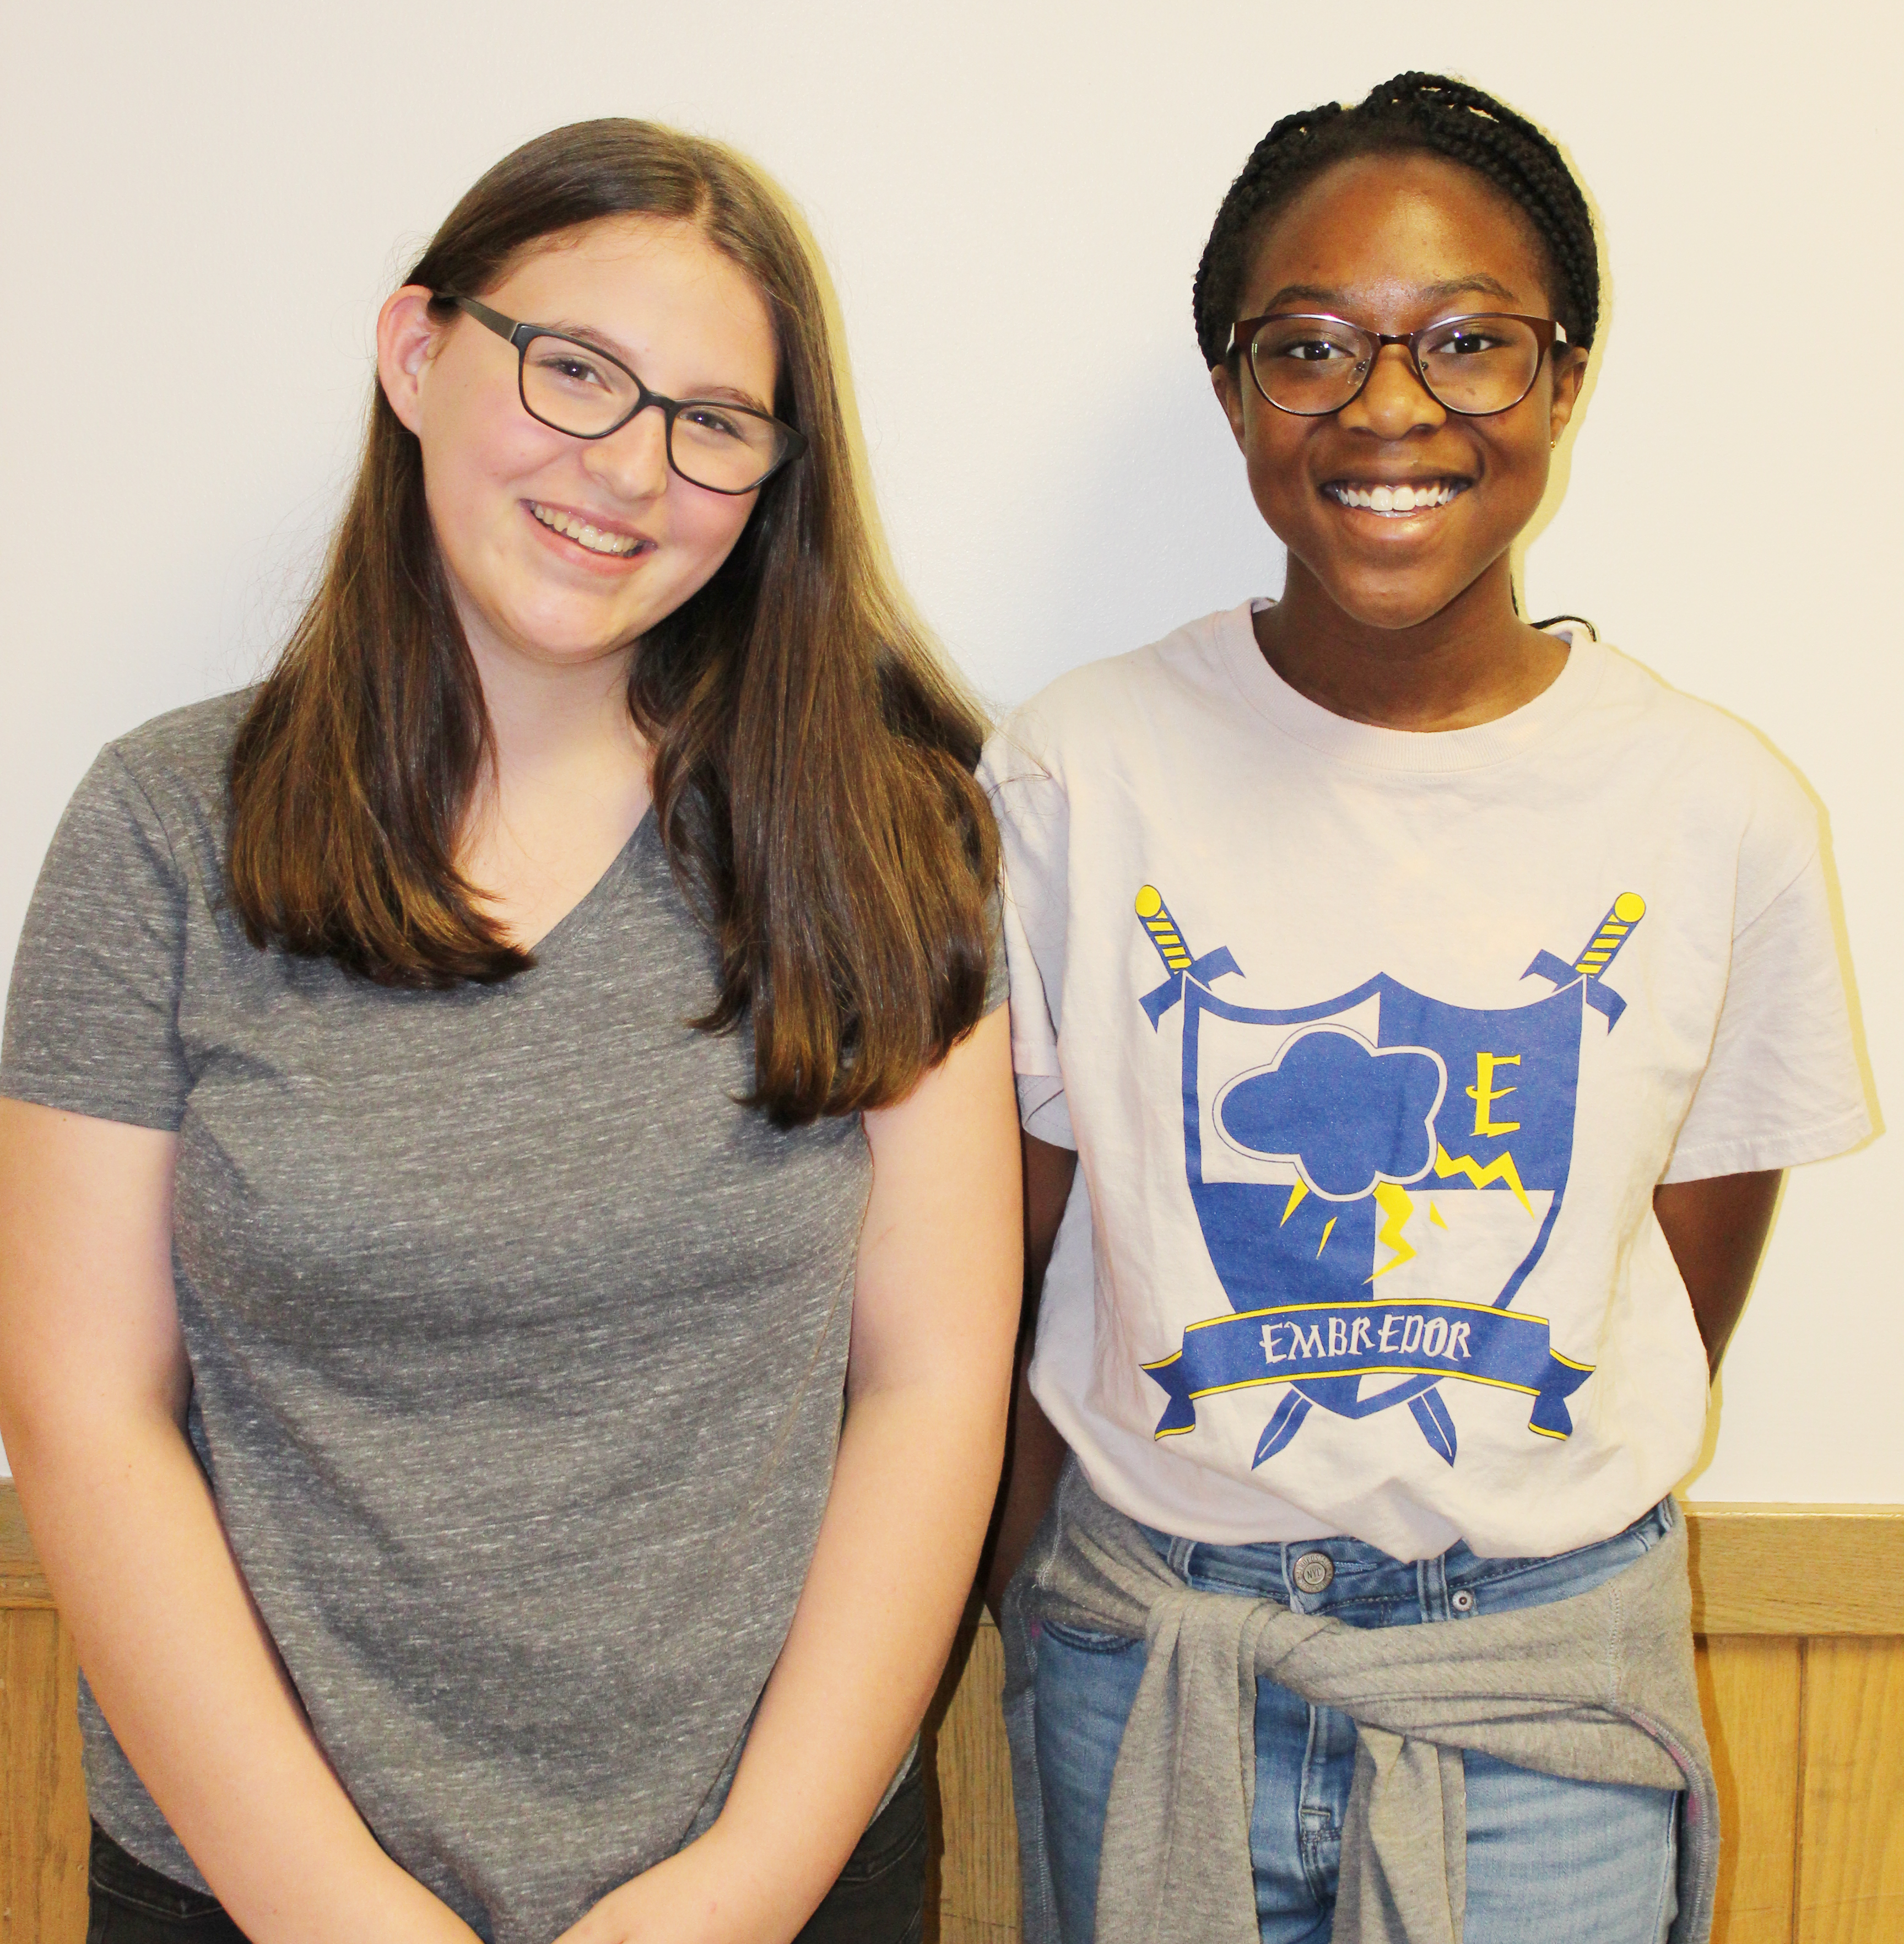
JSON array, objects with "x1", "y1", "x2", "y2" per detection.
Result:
[{"x1": 2, "y1": 692, "x2": 1001, "y2": 1943}]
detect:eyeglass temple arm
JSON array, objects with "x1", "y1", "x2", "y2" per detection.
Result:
[{"x1": 443, "y1": 294, "x2": 532, "y2": 348}]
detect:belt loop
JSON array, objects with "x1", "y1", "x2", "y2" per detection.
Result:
[{"x1": 1419, "y1": 1548, "x2": 1451, "y2": 1622}]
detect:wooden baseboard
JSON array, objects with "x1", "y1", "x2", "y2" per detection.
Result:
[
  {"x1": 1683, "y1": 1503, "x2": 1904, "y2": 1635},
  {"x1": 20, "y1": 1489, "x2": 1900, "y2": 1628}
]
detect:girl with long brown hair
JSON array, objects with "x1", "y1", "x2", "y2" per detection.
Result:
[{"x1": 0, "y1": 121, "x2": 1019, "y2": 1944}]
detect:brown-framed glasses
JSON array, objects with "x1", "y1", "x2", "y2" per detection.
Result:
[
  {"x1": 1227, "y1": 311, "x2": 1568, "y2": 418},
  {"x1": 443, "y1": 294, "x2": 807, "y2": 494}
]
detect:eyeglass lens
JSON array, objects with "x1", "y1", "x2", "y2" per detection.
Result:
[
  {"x1": 520, "y1": 336, "x2": 792, "y2": 492},
  {"x1": 1247, "y1": 315, "x2": 1545, "y2": 417}
]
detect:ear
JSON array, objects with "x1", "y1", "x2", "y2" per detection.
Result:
[
  {"x1": 377, "y1": 285, "x2": 448, "y2": 436},
  {"x1": 1547, "y1": 344, "x2": 1589, "y2": 445},
  {"x1": 1211, "y1": 361, "x2": 1248, "y2": 452}
]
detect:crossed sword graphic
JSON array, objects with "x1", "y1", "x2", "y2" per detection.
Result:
[
  {"x1": 1137, "y1": 886, "x2": 1645, "y2": 1031},
  {"x1": 1522, "y1": 891, "x2": 1646, "y2": 1028}
]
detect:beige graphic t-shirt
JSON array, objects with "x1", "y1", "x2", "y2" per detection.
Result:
[{"x1": 981, "y1": 604, "x2": 1869, "y2": 1562}]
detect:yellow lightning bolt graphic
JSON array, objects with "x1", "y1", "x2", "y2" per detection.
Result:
[
  {"x1": 1280, "y1": 1181, "x2": 1309, "y2": 1225},
  {"x1": 1429, "y1": 1201, "x2": 1448, "y2": 1230},
  {"x1": 1433, "y1": 1144, "x2": 1535, "y2": 1217},
  {"x1": 1316, "y1": 1216, "x2": 1337, "y2": 1257},
  {"x1": 1368, "y1": 1182, "x2": 1416, "y2": 1283}
]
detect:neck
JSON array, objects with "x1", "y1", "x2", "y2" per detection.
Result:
[
  {"x1": 1255, "y1": 555, "x2": 1566, "y2": 732},
  {"x1": 469, "y1": 636, "x2": 647, "y2": 795},
  {"x1": 457, "y1": 631, "x2": 653, "y2": 902}
]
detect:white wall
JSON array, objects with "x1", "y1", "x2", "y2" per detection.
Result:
[{"x1": 4, "y1": 1, "x2": 1897, "y2": 1499}]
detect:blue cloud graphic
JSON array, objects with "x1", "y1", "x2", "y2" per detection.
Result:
[{"x1": 1216, "y1": 1029, "x2": 1443, "y2": 1200}]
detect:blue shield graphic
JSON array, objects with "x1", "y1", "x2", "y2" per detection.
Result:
[{"x1": 1137, "y1": 922, "x2": 1596, "y2": 1468}]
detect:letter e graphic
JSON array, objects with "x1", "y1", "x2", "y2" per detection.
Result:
[{"x1": 1468, "y1": 1053, "x2": 1522, "y2": 1138}]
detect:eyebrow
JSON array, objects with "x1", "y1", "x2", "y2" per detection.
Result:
[
  {"x1": 545, "y1": 320, "x2": 774, "y2": 415},
  {"x1": 1256, "y1": 274, "x2": 1522, "y2": 314}
]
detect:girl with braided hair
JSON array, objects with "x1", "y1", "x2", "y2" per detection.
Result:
[{"x1": 980, "y1": 72, "x2": 1867, "y2": 1944}]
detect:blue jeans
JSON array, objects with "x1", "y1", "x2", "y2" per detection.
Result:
[{"x1": 1030, "y1": 1501, "x2": 1682, "y2": 1944}]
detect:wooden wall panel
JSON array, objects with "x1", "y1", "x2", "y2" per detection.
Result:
[
  {"x1": 1698, "y1": 1636, "x2": 1801, "y2": 1944},
  {"x1": 926, "y1": 1616, "x2": 1020, "y2": 1944},
  {"x1": 1, "y1": 1607, "x2": 87, "y2": 1944},
  {"x1": 6, "y1": 1487, "x2": 1903, "y2": 1944},
  {"x1": 1795, "y1": 1637, "x2": 1904, "y2": 1944}
]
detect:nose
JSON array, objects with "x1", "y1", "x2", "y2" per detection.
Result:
[
  {"x1": 580, "y1": 402, "x2": 673, "y2": 501},
  {"x1": 1339, "y1": 342, "x2": 1444, "y2": 439}
]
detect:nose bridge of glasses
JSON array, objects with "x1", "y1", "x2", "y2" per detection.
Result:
[
  {"x1": 578, "y1": 392, "x2": 674, "y2": 490},
  {"x1": 561, "y1": 358, "x2": 664, "y2": 444},
  {"x1": 1349, "y1": 335, "x2": 1445, "y2": 420}
]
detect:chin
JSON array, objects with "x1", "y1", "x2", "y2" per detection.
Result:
[
  {"x1": 480, "y1": 608, "x2": 637, "y2": 665},
  {"x1": 1326, "y1": 580, "x2": 1459, "y2": 632}
]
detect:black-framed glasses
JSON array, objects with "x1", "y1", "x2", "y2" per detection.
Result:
[
  {"x1": 1227, "y1": 311, "x2": 1568, "y2": 418},
  {"x1": 443, "y1": 294, "x2": 807, "y2": 494}
]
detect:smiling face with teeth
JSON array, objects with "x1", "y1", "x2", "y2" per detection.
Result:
[
  {"x1": 377, "y1": 214, "x2": 778, "y2": 682},
  {"x1": 1212, "y1": 152, "x2": 1588, "y2": 727}
]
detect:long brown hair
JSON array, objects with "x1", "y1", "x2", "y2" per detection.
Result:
[{"x1": 228, "y1": 121, "x2": 996, "y2": 1125}]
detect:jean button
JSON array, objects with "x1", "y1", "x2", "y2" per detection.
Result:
[
  {"x1": 1451, "y1": 1587, "x2": 1475, "y2": 1613},
  {"x1": 1292, "y1": 1551, "x2": 1334, "y2": 1595}
]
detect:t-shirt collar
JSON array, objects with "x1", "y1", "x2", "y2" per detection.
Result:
[{"x1": 1216, "y1": 598, "x2": 1603, "y2": 774}]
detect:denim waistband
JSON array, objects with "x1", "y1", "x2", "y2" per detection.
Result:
[{"x1": 1138, "y1": 1498, "x2": 1676, "y2": 1629}]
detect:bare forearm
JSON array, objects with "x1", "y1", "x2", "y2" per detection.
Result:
[
  {"x1": 982, "y1": 1133, "x2": 1079, "y2": 1614},
  {"x1": 983, "y1": 1351, "x2": 1068, "y2": 1616},
  {"x1": 713, "y1": 1375, "x2": 1006, "y2": 1932},
  {"x1": 730, "y1": 1014, "x2": 1020, "y2": 1881},
  {"x1": 1653, "y1": 1168, "x2": 1783, "y2": 1374},
  {"x1": 8, "y1": 1416, "x2": 479, "y2": 1944}
]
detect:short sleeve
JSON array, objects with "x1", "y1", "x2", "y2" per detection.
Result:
[
  {"x1": 980, "y1": 721, "x2": 1077, "y2": 1150},
  {"x1": 1660, "y1": 848, "x2": 1871, "y2": 1181},
  {"x1": 981, "y1": 884, "x2": 1010, "y2": 1017},
  {"x1": 1, "y1": 748, "x2": 193, "y2": 1130},
  {"x1": 1005, "y1": 887, "x2": 1076, "y2": 1148}
]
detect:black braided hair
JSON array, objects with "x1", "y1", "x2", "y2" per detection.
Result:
[{"x1": 1193, "y1": 73, "x2": 1599, "y2": 370}]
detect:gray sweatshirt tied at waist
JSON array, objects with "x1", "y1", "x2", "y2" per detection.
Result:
[{"x1": 1001, "y1": 1459, "x2": 1718, "y2": 1944}]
